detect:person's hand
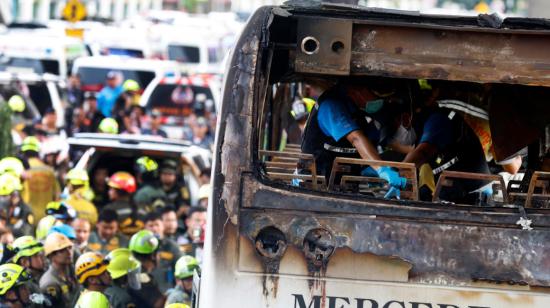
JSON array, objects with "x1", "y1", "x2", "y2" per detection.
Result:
[{"x1": 377, "y1": 166, "x2": 407, "y2": 189}]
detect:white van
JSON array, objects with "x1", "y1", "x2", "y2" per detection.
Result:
[
  {"x1": 0, "y1": 72, "x2": 65, "y2": 127},
  {"x1": 0, "y1": 30, "x2": 88, "y2": 79},
  {"x1": 162, "y1": 34, "x2": 227, "y2": 75},
  {"x1": 72, "y1": 56, "x2": 180, "y2": 93},
  {"x1": 139, "y1": 74, "x2": 220, "y2": 139},
  {"x1": 84, "y1": 26, "x2": 152, "y2": 58}
]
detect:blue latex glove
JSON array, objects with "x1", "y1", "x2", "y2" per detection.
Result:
[
  {"x1": 384, "y1": 186, "x2": 401, "y2": 199},
  {"x1": 361, "y1": 166, "x2": 378, "y2": 177},
  {"x1": 377, "y1": 166, "x2": 407, "y2": 189}
]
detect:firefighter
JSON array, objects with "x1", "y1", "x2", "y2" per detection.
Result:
[
  {"x1": 74, "y1": 291, "x2": 110, "y2": 308},
  {"x1": 0, "y1": 263, "x2": 51, "y2": 308},
  {"x1": 74, "y1": 252, "x2": 112, "y2": 304},
  {"x1": 105, "y1": 248, "x2": 140, "y2": 308},
  {"x1": 39, "y1": 232, "x2": 78, "y2": 308},
  {"x1": 44, "y1": 201, "x2": 77, "y2": 225},
  {"x1": 165, "y1": 255, "x2": 199, "y2": 306},
  {"x1": 128, "y1": 230, "x2": 165, "y2": 308},
  {"x1": 64, "y1": 168, "x2": 97, "y2": 225},
  {"x1": 103, "y1": 172, "x2": 144, "y2": 236},
  {"x1": 133, "y1": 156, "x2": 164, "y2": 210},
  {"x1": 11, "y1": 236, "x2": 46, "y2": 285},
  {"x1": 20, "y1": 136, "x2": 60, "y2": 221},
  {"x1": 0, "y1": 173, "x2": 34, "y2": 238}
]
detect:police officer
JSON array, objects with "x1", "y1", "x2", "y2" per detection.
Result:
[
  {"x1": 165, "y1": 256, "x2": 199, "y2": 305},
  {"x1": 103, "y1": 172, "x2": 144, "y2": 236},
  {"x1": 128, "y1": 230, "x2": 166, "y2": 308},
  {"x1": 11, "y1": 236, "x2": 46, "y2": 286},
  {"x1": 0, "y1": 263, "x2": 51, "y2": 308},
  {"x1": 302, "y1": 81, "x2": 407, "y2": 190},
  {"x1": 144, "y1": 211, "x2": 181, "y2": 293},
  {"x1": 104, "y1": 248, "x2": 140, "y2": 308},
  {"x1": 74, "y1": 252, "x2": 112, "y2": 304},
  {"x1": 88, "y1": 209, "x2": 128, "y2": 255},
  {"x1": 0, "y1": 173, "x2": 34, "y2": 238},
  {"x1": 39, "y1": 232, "x2": 78, "y2": 308},
  {"x1": 74, "y1": 291, "x2": 109, "y2": 308}
]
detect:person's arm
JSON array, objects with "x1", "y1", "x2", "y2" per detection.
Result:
[
  {"x1": 345, "y1": 130, "x2": 383, "y2": 170},
  {"x1": 403, "y1": 142, "x2": 438, "y2": 168}
]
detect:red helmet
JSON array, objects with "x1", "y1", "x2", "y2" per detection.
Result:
[{"x1": 107, "y1": 172, "x2": 137, "y2": 194}]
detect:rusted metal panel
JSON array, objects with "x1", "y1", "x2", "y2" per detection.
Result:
[
  {"x1": 295, "y1": 17, "x2": 353, "y2": 75},
  {"x1": 239, "y1": 206, "x2": 550, "y2": 287},
  {"x1": 350, "y1": 24, "x2": 550, "y2": 86}
]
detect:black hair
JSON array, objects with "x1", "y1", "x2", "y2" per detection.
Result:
[
  {"x1": 160, "y1": 206, "x2": 177, "y2": 216},
  {"x1": 98, "y1": 209, "x2": 118, "y2": 223},
  {"x1": 187, "y1": 206, "x2": 207, "y2": 218},
  {"x1": 144, "y1": 211, "x2": 162, "y2": 224}
]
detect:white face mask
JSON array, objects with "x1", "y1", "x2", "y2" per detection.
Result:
[{"x1": 393, "y1": 124, "x2": 417, "y2": 146}]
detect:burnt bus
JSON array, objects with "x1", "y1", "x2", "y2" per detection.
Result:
[{"x1": 198, "y1": 2, "x2": 550, "y2": 308}]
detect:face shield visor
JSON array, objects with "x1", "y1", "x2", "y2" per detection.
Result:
[{"x1": 127, "y1": 266, "x2": 142, "y2": 290}]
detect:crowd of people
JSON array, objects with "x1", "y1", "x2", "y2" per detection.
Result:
[{"x1": 0, "y1": 66, "x2": 215, "y2": 307}]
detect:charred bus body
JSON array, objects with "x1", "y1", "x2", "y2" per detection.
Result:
[{"x1": 199, "y1": 3, "x2": 550, "y2": 308}]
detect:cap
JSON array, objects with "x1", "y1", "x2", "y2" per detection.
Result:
[
  {"x1": 106, "y1": 71, "x2": 119, "y2": 80},
  {"x1": 160, "y1": 159, "x2": 178, "y2": 174},
  {"x1": 84, "y1": 92, "x2": 96, "y2": 100}
]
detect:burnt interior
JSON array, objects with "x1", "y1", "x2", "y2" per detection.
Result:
[{"x1": 254, "y1": 11, "x2": 550, "y2": 209}]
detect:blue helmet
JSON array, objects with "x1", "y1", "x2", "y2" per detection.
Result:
[{"x1": 48, "y1": 224, "x2": 76, "y2": 240}]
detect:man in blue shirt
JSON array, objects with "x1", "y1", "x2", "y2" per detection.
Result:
[
  {"x1": 302, "y1": 83, "x2": 407, "y2": 193},
  {"x1": 97, "y1": 71, "x2": 124, "y2": 118},
  {"x1": 404, "y1": 108, "x2": 491, "y2": 203}
]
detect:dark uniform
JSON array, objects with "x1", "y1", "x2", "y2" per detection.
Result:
[
  {"x1": 128, "y1": 273, "x2": 165, "y2": 308},
  {"x1": 134, "y1": 184, "x2": 164, "y2": 209},
  {"x1": 5, "y1": 200, "x2": 34, "y2": 238},
  {"x1": 88, "y1": 231, "x2": 129, "y2": 256},
  {"x1": 302, "y1": 86, "x2": 382, "y2": 178},
  {"x1": 105, "y1": 285, "x2": 137, "y2": 308},
  {"x1": 415, "y1": 109, "x2": 491, "y2": 203},
  {"x1": 103, "y1": 200, "x2": 146, "y2": 236},
  {"x1": 152, "y1": 238, "x2": 182, "y2": 292},
  {"x1": 39, "y1": 266, "x2": 78, "y2": 308},
  {"x1": 165, "y1": 285, "x2": 191, "y2": 305}
]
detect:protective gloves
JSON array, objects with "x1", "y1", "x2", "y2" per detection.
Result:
[{"x1": 377, "y1": 166, "x2": 407, "y2": 189}]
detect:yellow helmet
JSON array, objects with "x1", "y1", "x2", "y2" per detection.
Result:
[
  {"x1": 21, "y1": 136, "x2": 41, "y2": 153},
  {"x1": 166, "y1": 304, "x2": 190, "y2": 308},
  {"x1": 105, "y1": 248, "x2": 140, "y2": 279},
  {"x1": 123, "y1": 79, "x2": 140, "y2": 92},
  {"x1": 43, "y1": 232, "x2": 73, "y2": 257},
  {"x1": 75, "y1": 291, "x2": 110, "y2": 308},
  {"x1": 36, "y1": 215, "x2": 58, "y2": 241},
  {"x1": 0, "y1": 173, "x2": 22, "y2": 196},
  {"x1": 0, "y1": 264, "x2": 31, "y2": 296},
  {"x1": 0, "y1": 157, "x2": 25, "y2": 177},
  {"x1": 12, "y1": 236, "x2": 43, "y2": 263},
  {"x1": 98, "y1": 118, "x2": 119, "y2": 134},
  {"x1": 8, "y1": 95, "x2": 25, "y2": 113},
  {"x1": 75, "y1": 252, "x2": 109, "y2": 284},
  {"x1": 66, "y1": 168, "x2": 89, "y2": 186}
]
